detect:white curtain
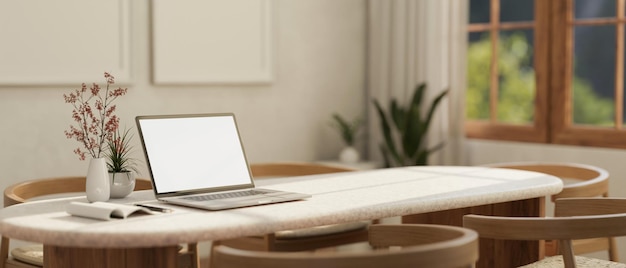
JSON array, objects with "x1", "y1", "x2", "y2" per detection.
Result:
[{"x1": 366, "y1": 0, "x2": 467, "y2": 165}]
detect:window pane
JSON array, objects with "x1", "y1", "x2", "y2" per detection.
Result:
[
  {"x1": 575, "y1": 0, "x2": 615, "y2": 19},
  {"x1": 500, "y1": 0, "x2": 534, "y2": 22},
  {"x1": 572, "y1": 25, "x2": 615, "y2": 126},
  {"x1": 467, "y1": 32, "x2": 491, "y2": 120},
  {"x1": 497, "y1": 30, "x2": 535, "y2": 124},
  {"x1": 469, "y1": 0, "x2": 490, "y2": 24}
]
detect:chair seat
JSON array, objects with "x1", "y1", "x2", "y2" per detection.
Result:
[
  {"x1": 275, "y1": 222, "x2": 369, "y2": 240},
  {"x1": 10, "y1": 244, "x2": 43, "y2": 267},
  {"x1": 6, "y1": 258, "x2": 40, "y2": 268},
  {"x1": 212, "y1": 224, "x2": 479, "y2": 268},
  {"x1": 520, "y1": 255, "x2": 626, "y2": 268},
  {"x1": 7, "y1": 243, "x2": 193, "y2": 268}
]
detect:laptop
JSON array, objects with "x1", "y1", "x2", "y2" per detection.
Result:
[{"x1": 135, "y1": 113, "x2": 311, "y2": 210}]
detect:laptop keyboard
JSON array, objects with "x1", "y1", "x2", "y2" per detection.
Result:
[{"x1": 183, "y1": 190, "x2": 267, "y2": 201}]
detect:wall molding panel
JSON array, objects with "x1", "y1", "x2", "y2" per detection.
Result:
[
  {"x1": 0, "y1": 0, "x2": 132, "y2": 85},
  {"x1": 151, "y1": 0, "x2": 274, "y2": 85}
]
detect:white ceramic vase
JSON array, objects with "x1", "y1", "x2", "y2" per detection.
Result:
[
  {"x1": 339, "y1": 146, "x2": 360, "y2": 163},
  {"x1": 109, "y1": 171, "x2": 136, "y2": 198},
  {"x1": 86, "y1": 157, "x2": 110, "y2": 202}
]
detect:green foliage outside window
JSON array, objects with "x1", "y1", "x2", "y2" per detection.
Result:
[
  {"x1": 466, "y1": 33, "x2": 613, "y2": 126},
  {"x1": 572, "y1": 76, "x2": 614, "y2": 126},
  {"x1": 466, "y1": 34, "x2": 492, "y2": 121}
]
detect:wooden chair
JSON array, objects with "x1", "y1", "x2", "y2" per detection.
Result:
[
  {"x1": 0, "y1": 176, "x2": 168, "y2": 268},
  {"x1": 463, "y1": 197, "x2": 626, "y2": 268},
  {"x1": 212, "y1": 224, "x2": 478, "y2": 268},
  {"x1": 212, "y1": 162, "x2": 370, "y2": 253},
  {"x1": 486, "y1": 162, "x2": 616, "y2": 260}
]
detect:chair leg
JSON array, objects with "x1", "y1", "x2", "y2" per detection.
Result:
[
  {"x1": 609, "y1": 237, "x2": 619, "y2": 262},
  {"x1": 0, "y1": 237, "x2": 9, "y2": 268},
  {"x1": 177, "y1": 243, "x2": 200, "y2": 268},
  {"x1": 544, "y1": 240, "x2": 558, "y2": 256},
  {"x1": 209, "y1": 241, "x2": 220, "y2": 268},
  {"x1": 188, "y1": 243, "x2": 199, "y2": 268},
  {"x1": 559, "y1": 240, "x2": 576, "y2": 268},
  {"x1": 263, "y1": 234, "x2": 276, "y2": 251}
]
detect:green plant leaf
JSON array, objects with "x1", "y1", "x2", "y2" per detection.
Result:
[
  {"x1": 373, "y1": 99, "x2": 402, "y2": 165},
  {"x1": 403, "y1": 104, "x2": 422, "y2": 160},
  {"x1": 331, "y1": 113, "x2": 359, "y2": 146},
  {"x1": 105, "y1": 127, "x2": 139, "y2": 174},
  {"x1": 411, "y1": 83, "x2": 427, "y2": 109},
  {"x1": 402, "y1": 83, "x2": 428, "y2": 160},
  {"x1": 422, "y1": 89, "x2": 449, "y2": 136},
  {"x1": 390, "y1": 99, "x2": 404, "y2": 131},
  {"x1": 379, "y1": 144, "x2": 391, "y2": 168},
  {"x1": 372, "y1": 82, "x2": 448, "y2": 167},
  {"x1": 415, "y1": 149, "x2": 428, "y2": 166},
  {"x1": 427, "y1": 142, "x2": 446, "y2": 155},
  {"x1": 412, "y1": 89, "x2": 448, "y2": 164},
  {"x1": 414, "y1": 141, "x2": 446, "y2": 166}
]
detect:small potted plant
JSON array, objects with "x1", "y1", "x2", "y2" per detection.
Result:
[
  {"x1": 105, "y1": 127, "x2": 139, "y2": 198},
  {"x1": 330, "y1": 113, "x2": 362, "y2": 163}
]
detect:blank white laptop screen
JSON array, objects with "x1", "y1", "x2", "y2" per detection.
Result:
[{"x1": 138, "y1": 115, "x2": 252, "y2": 194}]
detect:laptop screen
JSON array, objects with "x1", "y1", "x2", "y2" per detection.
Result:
[{"x1": 136, "y1": 113, "x2": 253, "y2": 195}]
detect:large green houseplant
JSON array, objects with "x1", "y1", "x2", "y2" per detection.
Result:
[{"x1": 373, "y1": 82, "x2": 448, "y2": 167}]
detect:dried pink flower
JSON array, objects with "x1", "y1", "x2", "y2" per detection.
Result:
[{"x1": 64, "y1": 72, "x2": 128, "y2": 160}]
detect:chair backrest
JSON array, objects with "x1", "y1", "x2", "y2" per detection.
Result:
[
  {"x1": 554, "y1": 197, "x2": 626, "y2": 216},
  {"x1": 485, "y1": 162, "x2": 609, "y2": 201},
  {"x1": 463, "y1": 197, "x2": 626, "y2": 268},
  {"x1": 212, "y1": 224, "x2": 479, "y2": 268},
  {"x1": 249, "y1": 162, "x2": 355, "y2": 178},
  {"x1": 485, "y1": 162, "x2": 617, "y2": 261},
  {"x1": 4, "y1": 176, "x2": 153, "y2": 207}
]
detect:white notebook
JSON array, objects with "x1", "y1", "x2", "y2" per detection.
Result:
[{"x1": 66, "y1": 202, "x2": 154, "y2": 221}]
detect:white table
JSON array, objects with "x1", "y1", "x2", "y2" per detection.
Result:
[{"x1": 0, "y1": 166, "x2": 562, "y2": 267}]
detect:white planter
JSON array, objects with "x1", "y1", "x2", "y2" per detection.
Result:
[
  {"x1": 86, "y1": 158, "x2": 110, "y2": 202},
  {"x1": 109, "y1": 171, "x2": 136, "y2": 199},
  {"x1": 339, "y1": 146, "x2": 360, "y2": 163}
]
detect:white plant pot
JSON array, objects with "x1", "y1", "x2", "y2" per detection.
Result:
[
  {"x1": 339, "y1": 146, "x2": 360, "y2": 163},
  {"x1": 86, "y1": 157, "x2": 110, "y2": 202},
  {"x1": 109, "y1": 171, "x2": 136, "y2": 199}
]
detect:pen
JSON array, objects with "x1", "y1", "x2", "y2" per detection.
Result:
[{"x1": 135, "y1": 204, "x2": 173, "y2": 213}]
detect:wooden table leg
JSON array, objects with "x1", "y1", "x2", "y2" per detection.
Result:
[
  {"x1": 402, "y1": 197, "x2": 545, "y2": 268},
  {"x1": 43, "y1": 245, "x2": 179, "y2": 268}
]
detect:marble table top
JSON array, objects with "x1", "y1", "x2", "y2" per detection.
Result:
[{"x1": 0, "y1": 166, "x2": 562, "y2": 248}]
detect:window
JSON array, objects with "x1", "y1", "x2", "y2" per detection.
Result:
[{"x1": 466, "y1": 0, "x2": 626, "y2": 148}]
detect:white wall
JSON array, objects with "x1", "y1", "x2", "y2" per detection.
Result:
[{"x1": 0, "y1": 0, "x2": 367, "y2": 197}]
